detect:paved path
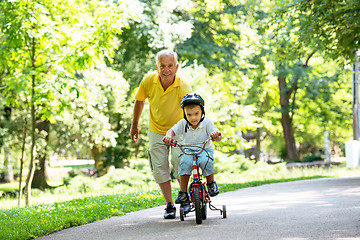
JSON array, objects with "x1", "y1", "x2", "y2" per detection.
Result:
[{"x1": 38, "y1": 177, "x2": 360, "y2": 240}]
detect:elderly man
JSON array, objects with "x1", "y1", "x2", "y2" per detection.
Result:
[{"x1": 130, "y1": 49, "x2": 192, "y2": 219}]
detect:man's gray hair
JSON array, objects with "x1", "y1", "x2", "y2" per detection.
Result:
[{"x1": 156, "y1": 49, "x2": 178, "y2": 66}]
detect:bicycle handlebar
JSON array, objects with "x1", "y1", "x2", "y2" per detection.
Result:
[{"x1": 168, "y1": 132, "x2": 221, "y2": 156}]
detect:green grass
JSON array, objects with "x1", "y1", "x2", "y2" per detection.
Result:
[
  {"x1": 1, "y1": 152, "x2": 360, "y2": 240},
  {"x1": 0, "y1": 191, "x2": 164, "y2": 240}
]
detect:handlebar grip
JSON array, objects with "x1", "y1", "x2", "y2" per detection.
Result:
[
  {"x1": 170, "y1": 139, "x2": 177, "y2": 147},
  {"x1": 211, "y1": 132, "x2": 222, "y2": 141}
]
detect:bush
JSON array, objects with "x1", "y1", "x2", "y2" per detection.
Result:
[
  {"x1": 301, "y1": 155, "x2": 323, "y2": 162},
  {"x1": 292, "y1": 155, "x2": 323, "y2": 163}
]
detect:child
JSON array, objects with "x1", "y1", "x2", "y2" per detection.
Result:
[{"x1": 162, "y1": 93, "x2": 222, "y2": 207}]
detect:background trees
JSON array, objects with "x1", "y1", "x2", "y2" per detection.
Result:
[
  {"x1": 0, "y1": 0, "x2": 356, "y2": 203},
  {"x1": 0, "y1": 0, "x2": 132, "y2": 204},
  {"x1": 271, "y1": 0, "x2": 358, "y2": 160}
]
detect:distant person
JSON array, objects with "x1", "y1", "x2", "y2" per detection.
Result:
[
  {"x1": 162, "y1": 93, "x2": 222, "y2": 209},
  {"x1": 130, "y1": 49, "x2": 192, "y2": 219}
]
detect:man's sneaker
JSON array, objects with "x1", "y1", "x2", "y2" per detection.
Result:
[
  {"x1": 175, "y1": 191, "x2": 190, "y2": 204},
  {"x1": 164, "y1": 202, "x2": 176, "y2": 219},
  {"x1": 207, "y1": 181, "x2": 219, "y2": 197}
]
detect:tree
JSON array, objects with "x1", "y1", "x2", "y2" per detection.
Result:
[
  {"x1": 174, "y1": 0, "x2": 262, "y2": 152},
  {"x1": 110, "y1": 0, "x2": 195, "y2": 159},
  {"x1": 0, "y1": 0, "x2": 129, "y2": 204},
  {"x1": 284, "y1": 0, "x2": 360, "y2": 61},
  {"x1": 112, "y1": 0, "x2": 194, "y2": 92},
  {"x1": 51, "y1": 64, "x2": 130, "y2": 175},
  {"x1": 259, "y1": 0, "x2": 319, "y2": 160},
  {"x1": 293, "y1": 60, "x2": 352, "y2": 158},
  {"x1": 267, "y1": 0, "x2": 358, "y2": 160},
  {"x1": 176, "y1": 0, "x2": 243, "y2": 74}
]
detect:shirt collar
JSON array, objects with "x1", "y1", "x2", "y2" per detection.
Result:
[
  {"x1": 188, "y1": 121, "x2": 205, "y2": 130},
  {"x1": 153, "y1": 73, "x2": 180, "y2": 87}
]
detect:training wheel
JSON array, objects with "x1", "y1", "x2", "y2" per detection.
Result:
[
  {"x1": 180, "y1": 207, "x2": 185, "y2": 221},
  {"x1": 222, "y1": 205, "x2": 227, "y2": 218}
]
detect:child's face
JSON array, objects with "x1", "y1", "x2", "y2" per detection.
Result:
[{"x1": 184, "y1": 105, "x2": 202, "y2": 128}]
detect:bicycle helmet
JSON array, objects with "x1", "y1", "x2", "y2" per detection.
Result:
[{"x1": 180, "y1": 93, "x2": 206, "y2": 129}]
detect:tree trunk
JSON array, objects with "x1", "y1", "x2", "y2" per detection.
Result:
[
  {"x1": 25, "y1": 72, "x2": 36, "y2": 206},
  {"x1": 18, "y1": 118, "x2": 27, "y2": 207},
  {"x1": 278, "y1": 72, "x2": 298, "y2": 160},
  {"x1": 254, "y1": 128, "x2": 261, "y2": 162},
  {"x1": 277, "y1": 52, "x2": 316, "y2": 161},
  {"x1": 25, "y1": 35, "x2": 37, "y2": 206},
  {"x1": 91, "y1": 145, "x2": 107, "y2": 177},
  {"x1": 32, "y1": 120, "x2": 50, "y2": 189},
  {"x1": 32, "y1": 156, "x2": 50, "y2": 189},
  {"x1": 280, "y1": 111, "x2": 298, "y2": 160}
]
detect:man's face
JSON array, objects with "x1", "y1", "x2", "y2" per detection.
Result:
[{"x1": 156, "y1": 55, "x2": 179, "y2": 83}]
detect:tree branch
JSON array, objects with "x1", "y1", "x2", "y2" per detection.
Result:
[{"x1": 304, "y1": 50, "x2": 317, "y2": 67}]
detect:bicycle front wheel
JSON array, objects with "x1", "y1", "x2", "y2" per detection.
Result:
[
  {"x1": 202, "y1": 202, "x2": 207, "y2": 220},
  {"x1": 194, "y1": 187, "x2": 202, "y2": 224}
]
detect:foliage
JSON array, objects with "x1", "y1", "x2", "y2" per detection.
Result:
[
  {"x1": 0, "y1": 0, "x2": 134, "y2": 189},
  {"x1": 50, "y1": 64, "x2": 132, "y2": 167},
  {"x1": 279, "y1": 0, "x2": 360, "y2": 61},
  {"x1": 0, "y1": 0, "x2": 356, "y2": 192},
  {"x1": 179, "y1": 64, "x2": 257, "y2": 152},
  {"x1": 245, "y1": 0, "x2": 355, "y2": 160},
  {"x1": 294, "y1": 60, "x2": 352, "y2": 154},
  {"x1": 0, "y1": 0, "x2": 128, "y2": 113},
  {"x1": 112, "y1": 0, "x2": 194, "y2": 92}
]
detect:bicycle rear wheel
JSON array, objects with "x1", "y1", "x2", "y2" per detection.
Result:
[{"x1": 194, "y1": 187, "x2": 202, "y2": 224}]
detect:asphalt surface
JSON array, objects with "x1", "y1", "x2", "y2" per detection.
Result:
[{"x1": 38, "y1": 176, "x2": 360, "y2": 240}]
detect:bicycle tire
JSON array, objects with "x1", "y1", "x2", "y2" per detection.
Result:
[
  {"x1": 201, "y1": 202, "x2": 207, "y2": 220},
  {"x1": 222, "y1": 205, "x2": 227, "y2": 218},
  {"x1": 180, "y1": 207, "x2": 185, "y2": 221},
  {"x1": 194, "y1": 187, "x2": 202, "y2": 224}
]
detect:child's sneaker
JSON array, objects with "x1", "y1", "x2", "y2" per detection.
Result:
[
  {"x1": 175, "y1": 191, "x2": 190, "y2": 204},
  {"x1": 181, "y1": 203, "x2": 191, "y2": 214},
  {"x1": 207, "y1": 181, "x2": 219, "y2": 197},
  {"x1": 164, "y1": 202, "x2": 176, "y2": 219}
]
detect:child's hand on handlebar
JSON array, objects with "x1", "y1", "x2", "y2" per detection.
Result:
[
  {"x1": 211, "y1": 132, "x2": 222, "y2": 142},
  {"x1": 162, "y1": 136, "x2": 173, "y2": 145}
]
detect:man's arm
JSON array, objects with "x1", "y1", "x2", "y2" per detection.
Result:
[{"x1": 130, "y1": 100, "x2": 145, "y2": 143}]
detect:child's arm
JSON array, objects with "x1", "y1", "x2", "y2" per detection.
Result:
[
  {"x1": 162, "y1": 129, "x2": 176, "y2": 145},
  {"x1": 210, "y1": 131, "x2": 222, "y2": 142}
]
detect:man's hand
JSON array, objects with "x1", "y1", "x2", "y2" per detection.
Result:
[
  {"x1": 211, "y1": 132, "x2": 222, "y2": 142},
  {"x1": 130, "y1": 100, "x2": 145, "y2": 143},
  {"x1": 130, "y1": 125, "x2": 139, "y2": 143}
]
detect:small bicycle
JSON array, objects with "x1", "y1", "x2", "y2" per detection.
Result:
[{"x1": 169, "y1": 135, "x2": 226, "y2": 224}]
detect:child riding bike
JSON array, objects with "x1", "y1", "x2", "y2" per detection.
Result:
[{"x1": 162, "y1": 93, "x2": 222, "y2": 210}]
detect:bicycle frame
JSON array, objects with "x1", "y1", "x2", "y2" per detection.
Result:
[
  {"x1": 168, "y1": 133, "x2": 226, "y2": 224},
  {"x1": 171, "y1": 137, "x2": 215, "y2": 223}
]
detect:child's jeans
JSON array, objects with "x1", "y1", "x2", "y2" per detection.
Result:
[{"x1": 178, "y1": 149, "x2": 214, "y2": 176}]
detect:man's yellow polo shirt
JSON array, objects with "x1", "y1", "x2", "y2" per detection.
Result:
[{"x1": 135, "y1": 71, "x2": 192, "y2": 135}]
